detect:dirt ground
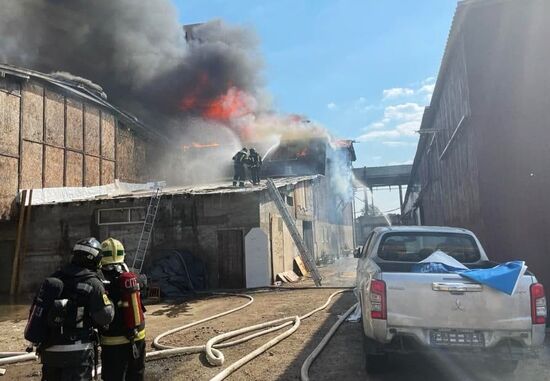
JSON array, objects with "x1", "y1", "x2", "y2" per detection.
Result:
[{"x1": 2, "y1": 258, "x2": 550, "y2": 381}]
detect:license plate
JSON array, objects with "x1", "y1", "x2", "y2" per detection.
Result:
[{"x1": 430, "y1": 330, "x2": 485, "y2": 347}]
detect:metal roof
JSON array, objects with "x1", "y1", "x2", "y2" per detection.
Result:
[{"x1": 25, "y1": 175, "x2": 322, "y2": 206}]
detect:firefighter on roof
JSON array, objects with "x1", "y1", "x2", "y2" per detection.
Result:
[
  {"x1": 99, "y1": 238, "x2": 146, "y2": 381},
  {"x1": 248, "y1": 148, "x2": 262, "y2": 185},
  {"x1": 232, "y1": 147, "x2": 248, "y2": 187},
  {"x1": 25, "y1": 237, "x2": 114, "y2": 381}
]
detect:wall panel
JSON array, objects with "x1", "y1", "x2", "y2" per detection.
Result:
[
  {"x1": 44, "y1": 146, "x2": 64, "y2": 187},
  {"x1": 20, "y1": 141, "x2": 43, "y2": 189},
  {"x1": 0, "y1": 89, "x2": 20, "y2": 157},
  {"x1": 101, "y1": 113, "x2": 115, "y2": 160},
  {"x1": 66, "y1": 98, "x2": 83, "y2": 150},
  {"x1": 101, "y1": 160, "x2": 115, "y2": 184},
  {"x1": 21, "y1": 82, "x2": 43, "y2": 142},
  {"x1": 0, "y1": 156, "x2": 18, "y2": 218},
  {"x1": 44, "y1": 89, "x2": 64, "y2": 147},
  {"x1": 66, "y1": 151, "x2": 83, "y2": 187},
  {"x1": 84, "y1": 106, "x2": 100, "y2": 155},
  {"x1": 85, "y1": 156, "x2": 100, "y2": 186}
]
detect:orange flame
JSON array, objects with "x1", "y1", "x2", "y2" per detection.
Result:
[
  {"x1": 296, "y1": 148, "x2": 308, "y2": 157},
  {"x1": 182, "y1": 142, "x2": 221, "y2": 151},
  {"x1": 203, "y1": 87, "x2": 251, "y2": 120}
]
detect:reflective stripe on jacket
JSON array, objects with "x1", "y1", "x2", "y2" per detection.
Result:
[{"x1": 100, "y1": 328, "x2": 146, "y2": 346}]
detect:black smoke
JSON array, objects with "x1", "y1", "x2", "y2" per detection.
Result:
[{"x1": 0, "y1": 0, "x2": 263, "y2": 131}]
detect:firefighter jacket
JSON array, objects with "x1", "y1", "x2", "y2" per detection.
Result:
[
  {"x1": 248, "y1": 151, "x2": 262, "y2": 167},
  {"x1": 41, "y1": 263, "x2": 114, "y2": 367},
  {"x1": 232, "y1": 150, "x2": 248, "y2": 165},
  {"x1": 100, "y1": 266, "x2": 146, "y2": 346}
]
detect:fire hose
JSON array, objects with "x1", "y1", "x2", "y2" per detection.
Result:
[
  {"x1": 0, "y1": 288, "x2": 354, "y2": 381},
  {"x1": 300, "y1": 302, "x2": 358, "y2": 381}
]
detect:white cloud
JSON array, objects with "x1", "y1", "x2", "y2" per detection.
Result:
[
  {"x1": 382, "y1": 87, "x2": 414, "y2": 99},
  {"x1": 418, "y1": 84, "x2": 435, "y2": 94},
  {"x1": 384, "y1": 102, "x2": 424, "y2": 121},
  {"x1": 356, "y1": 130, "x2": 400, "y2": 141},
  {"x1": 368, "y1": 121, "x2": 385, "y2": 129},
  {"x1": 356, "y1": 102, "x2": 424, "y2": 142},
  {"x1": 327, "y1": 102, "x2": 337, "y2": 110},
  {"x1": 382, "y1": 141, "x2": 418, "y2": 147}
]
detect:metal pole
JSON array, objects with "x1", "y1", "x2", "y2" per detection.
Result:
[{"x1": 399, "y1": 185, "x2": 404, "y2": 215}]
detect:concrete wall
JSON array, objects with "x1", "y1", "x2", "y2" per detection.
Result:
[{"x1": 13, "y1": 191, "x2": 260, "y2": 294}]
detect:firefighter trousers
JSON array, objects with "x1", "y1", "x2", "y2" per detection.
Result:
[{"x1": 101, "y1": 339, "x2": 145, "y2": 381}]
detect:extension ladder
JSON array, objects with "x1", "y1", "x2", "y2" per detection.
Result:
[
  {"x1": 265, "y1": 178, "x2": 322, "y2": 286},
  {"x1": 131, "y1": 188, "x2": 162, "y2": 273}
]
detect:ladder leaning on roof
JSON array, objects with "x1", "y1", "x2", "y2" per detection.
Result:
[
  {"x1": 131, "y1": 187, "x2": 162, "y2": 274},
  {"x1": 265, "y1": 178, "x2": 322, "y2": 286}
]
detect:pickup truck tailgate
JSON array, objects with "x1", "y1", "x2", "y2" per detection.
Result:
[{"x1": 381, "y1": 272, "x2": 534, "y2": 331}]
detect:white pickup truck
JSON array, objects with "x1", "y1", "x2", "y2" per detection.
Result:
[{"x1": 355, "y1": 226, "x2": 546, "y2": 374}]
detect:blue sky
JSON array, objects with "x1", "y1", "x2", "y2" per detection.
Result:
[{"x1": 174, "y1": 0, "x2": 457, "y2": 211}]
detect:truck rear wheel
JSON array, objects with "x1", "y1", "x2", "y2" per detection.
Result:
[{"x1": 363, "y1": 334, "x2": 389, "y2": 373}]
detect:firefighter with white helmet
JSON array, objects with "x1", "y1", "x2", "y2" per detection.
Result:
[
  {"x1": 25, "y1": 237, "x2": 114, "y2": 381},
  {"x1": 99, "y1": 238, "x2": 146, "y2": 381}
]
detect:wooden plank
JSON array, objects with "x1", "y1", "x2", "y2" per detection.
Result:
[
  {"x1": 44, "y1": 146, "x2": 64, "y2": 187},
  {"x1": 65, "y1": 151, "x2": 83, "y2": 187},
  {"x1": 85, "y1": 155, "x2": 100, "y2": 186},
  {"x1": 66, "y1": 98, "x2": 83, "y2": 150},
  {"x1": 44, "y1": 89, "x2": 64, "y2": 146},
  {"x1": 101, "y1": 160, "x2": 115, "y2": 185},
  {"x1": 84, "y1": 106, "x2": 100, "y2": 155},
  {"x1": 101, "y1": 113, "x2": 115, "y2": 160},
  {"x1": 0, "y1": 87, "x2": 20, "y2": 157},
  {"x1": 0, "y1": 156, "x2": 18, "y2": 218},
  {"x1": 10, "y1": 190, "x2": 27, "y2": 295},
  {"x1": 294, "y1": 257, "x2": 309, "y2": 276},
  {"x1": 20, "y1": 141, "x2": 43, "y2": 189},
  {"x1": 21, "y1": 82, "x2": 43, "y2": 142},
  {"x1": 16, "y1": 190, "x2": 32, "y2": 294}
]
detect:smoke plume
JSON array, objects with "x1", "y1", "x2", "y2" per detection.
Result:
[
  {"x1": 0, "y1": 0, "x2": 264, "y2": 130},
  {"x1": 0, "y1": 0, "x2": 351, "y2": 191}
]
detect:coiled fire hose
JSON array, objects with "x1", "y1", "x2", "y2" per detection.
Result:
[{"x1": 0, "y1": 288, "x2": 353, "y2": 381}]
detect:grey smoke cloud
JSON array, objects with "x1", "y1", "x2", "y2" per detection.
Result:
[{"x1": 0, "y1": 0, "x2": 263, "y2": 130}]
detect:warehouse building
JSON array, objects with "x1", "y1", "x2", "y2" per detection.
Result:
[
  {"x1": 402, "y1": 0, "x2": 550, "y2": 287},
  {"x1": 15, "y1": 175, "x2": 354, "y2": 294}
]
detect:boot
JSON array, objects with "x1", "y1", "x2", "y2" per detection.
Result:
[
  {"x1": 239, "y1": 182, "x2": 245, "y2": 187},
  {"x1": 233, "y1": 181, "x2": 237, "y2": 186}
]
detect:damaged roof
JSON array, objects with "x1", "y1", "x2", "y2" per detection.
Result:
[{"x1": 24, "y1": 175, "x2": 322, "y2": 206}]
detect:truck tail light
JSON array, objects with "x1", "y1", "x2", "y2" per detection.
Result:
[
  {"x1": 370, "y1": 279, "x2": 387, "y2": 320},
  {"x1": 530, "y1": 283, "x2": 546, "y2": 325}
]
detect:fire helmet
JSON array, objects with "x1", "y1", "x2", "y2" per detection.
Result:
[
  {"x1": 72, "y1": 237, "x2": 102, "y2": 270},
  {"x1": 100, "y1": 238, "x2": 126, "y2": 265}
]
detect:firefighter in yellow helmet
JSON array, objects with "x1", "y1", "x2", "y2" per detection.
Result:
[{"x1": 99, "y1": 238, "x2": 146, "y2": 381}]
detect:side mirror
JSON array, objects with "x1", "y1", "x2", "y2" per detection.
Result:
[{"x1": 353, "y1": 246, "x2": 362, "y2": 258}]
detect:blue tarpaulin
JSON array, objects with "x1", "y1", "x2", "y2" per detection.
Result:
[
  {"x1": 411, "y1": 252, "x2": 527, "y2": 295},
  {"x1": 460, "y1": 261, "x2": 527, "y2": 296}
]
